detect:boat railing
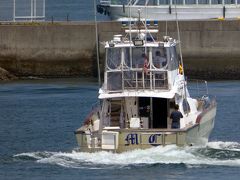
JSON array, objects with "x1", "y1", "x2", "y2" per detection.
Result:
[
  {"x1": 106, "y1": 69, "x2": 168, "y2": 92},
  {"x1": 99, "y1": 0, "x2": 240, "y2": 6},
  {"x1": 187, "y1": 79, "x2": 209, "y2": 98}
]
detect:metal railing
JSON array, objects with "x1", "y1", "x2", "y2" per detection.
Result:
[
  {"x1": 106, "y1": 70, "x2": 168, "y2": 92},
  {"x1": 99, "y1": 0, "x2": 240, "y2": 5},
  {"x1": 187, "y1": 79, "x2": 209, "y2": 98},
  {"x1": 13, "y1": 0, "x2": 45, "y2": 22}
]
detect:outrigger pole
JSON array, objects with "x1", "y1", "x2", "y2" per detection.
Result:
[
  {"x1": 94, "y1": 0, "x2": 101, "y2": 87},
  {"x1": 174, "y1": 0, "x2": 189, "y2": 114},
  {"x1": 129, "y1": 0, "x2": 133, "y2": 68},
  {"x1": 174, "y1": 0, "x2": 184, "y2": 78}
]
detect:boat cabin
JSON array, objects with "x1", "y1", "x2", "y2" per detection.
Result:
[
  {"x1": 102, "y1": 38, "x2": 179, "y2": 93},
  {"x1": 99, "y1": 34, "x2": 182, "y2": 130},
  {"x1": 101, "y1": 96, "x2": 178, "y2": 129}
]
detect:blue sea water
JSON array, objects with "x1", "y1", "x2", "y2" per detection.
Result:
[{"x1": 0, "y1": 79, "x2": 240, "y2": 180}]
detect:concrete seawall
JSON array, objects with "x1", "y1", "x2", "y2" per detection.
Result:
[{"x1": 0, "y1": 21, "x2": 240, "y2": 79}]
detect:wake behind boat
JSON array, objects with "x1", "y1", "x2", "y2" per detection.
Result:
[
  {"x1": 75, "y1": 14, "x2": 217, "y2": 153},
  {"x1": 97, "y1": 0, "x2": 240, "y2": 21}
]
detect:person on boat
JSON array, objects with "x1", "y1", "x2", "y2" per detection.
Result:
[
  {"x1": 170, "y1": 104, "x2": 183, "y2": 129},
  {"x1": 153, "y1": 50, "x2": 166, "y2": 68},
  {"x1": 143, "y1": 54, "x2": 149, "y2": 74}
]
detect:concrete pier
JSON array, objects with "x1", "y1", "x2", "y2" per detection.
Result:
[{"x1": 0, "y1": 21, "x2": 240, "y2": 79}]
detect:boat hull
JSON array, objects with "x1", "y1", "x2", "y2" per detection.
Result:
[{"x1": 75, "y1": 105, "x2": 216, "y2": 153}]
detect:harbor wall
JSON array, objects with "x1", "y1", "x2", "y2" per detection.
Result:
[{"x1": 0, "y1": 21, "x2": 240, "y2": 79}]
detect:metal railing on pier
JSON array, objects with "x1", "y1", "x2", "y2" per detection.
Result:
[{"x1": 100, "y1": 0, "x2": 240, "y2": 5}]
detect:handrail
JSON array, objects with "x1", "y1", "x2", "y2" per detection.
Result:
[
  {"x1": 187, "y1": 79, "x2": 209, "y2": 98},
  {"x1": 106, "y1": 69, "x2": 168, "y2": 92}
]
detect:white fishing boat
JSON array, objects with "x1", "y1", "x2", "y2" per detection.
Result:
[
  {"x1": 75, "y1": 12, "x2": 217, "y2": 152},
  {"x1": 97, "y1": 0, "x2": 240, "y2": 20}
]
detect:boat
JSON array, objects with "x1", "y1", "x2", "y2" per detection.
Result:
[
  {"x1": 97, "y1": 0, "x2": 240, "y2": 21},
  {"x1": 75, "y1": 14, "x2": 217, "y2": 153}
]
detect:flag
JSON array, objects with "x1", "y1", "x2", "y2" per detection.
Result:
[{"x1": 179, "y1": 64, "x2": 183, "y2": 75}]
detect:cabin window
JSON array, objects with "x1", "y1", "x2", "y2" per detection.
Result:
[
  {"x1": 106, "y1": 48, "x2": 121, "y2": 70},
  {"x1": 132, "y1": 47, "x2": 148, "y2": 68},
  {"x1": 107, "y1": 72, "x2": 122, "y2": 91},
  {"x1": 123, "y1": 47, "x2": 150, "y2": 69},
  {"x1": 152, "y1": 47, "x2": 167, "y2": 69},
  {"x1": 123, "y1": 47, "x2": 131, "y2": 68},
  {"x1": 167, "y1": 46, "x2": 179, "y2": 71}
]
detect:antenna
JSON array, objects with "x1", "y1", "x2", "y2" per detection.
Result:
[
  {"x1": 94, "y1": 0, "x2": 101, "y2": 87},
  {"x1": 174, "y1": 0, "x2": 188, "y2": 114},
  {"x1": 129, "y1": 0, "x2": 133, "y2": 69},
  {"x1": 165, "y1": 20, "x2": 168, "y2": 36},
  {"x1": 137, "y1": 9, "x2": 141, "y2": 34},
  {"x1": 144, "y1": 2, "x2": 147, "y2": 55},
  {"x1": 174, "y1": 0, "x2": 184, "y2": 77}
]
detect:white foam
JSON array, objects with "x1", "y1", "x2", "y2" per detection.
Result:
[
  {"x1": 14, "y1": 142, "x2": 240, "y2": 168},
  {"x1": 207, "y1": 141, "x2": 240, "y2": 151},
  {"x1": 14, "y1": 152, "x2": 46, "y2": 160}
]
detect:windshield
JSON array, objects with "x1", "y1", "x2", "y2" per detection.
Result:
[
  {"x1": 106, "y1": 48, "x2": 121, "y2": 70},
  {"x1": 106, "y1": 46, "x2": 178, "y2": 71},
  {"x1": 132, "y1": 47, "x2": 147, "y2": 68},
  {"x1": 152, "y1": 47, "x2": 167, "y2": 69},
  {"x1": 168, "y1": 46, "x2": 179, "y2": 70}
]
